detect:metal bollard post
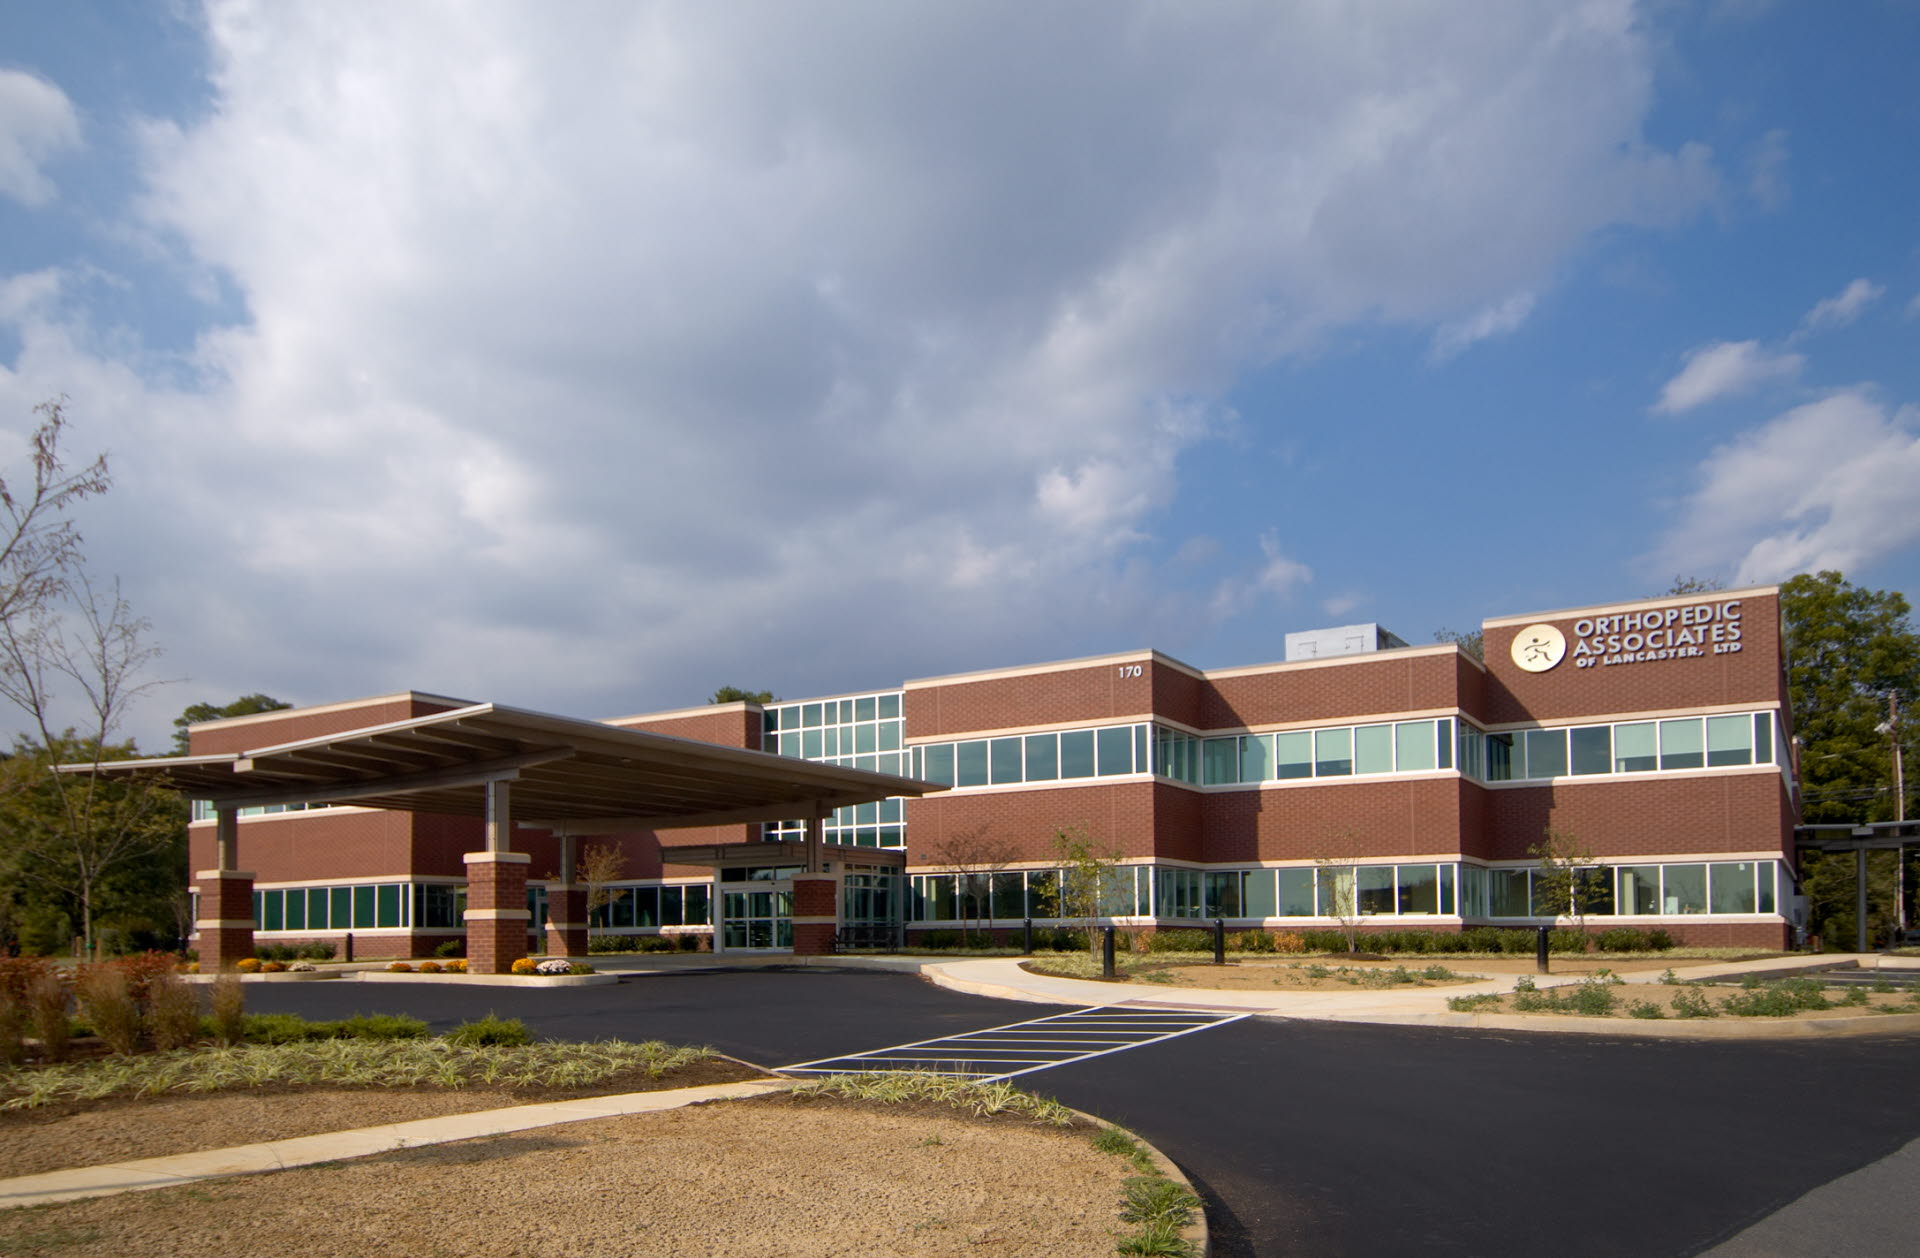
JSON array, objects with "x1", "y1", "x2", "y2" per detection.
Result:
[
  {"x1": 1102, "y1": 925, "x2": 1117, "y2": 978},
  {"x1": 1022, "y1": 917, "x2": 1033, "y2": 955},
  {"x1": 1213, "y1": 918, "x2": 1226, "y2": 965},
  {"x1": 344, "y1": 932, "x2": 354, "y2": 964},
  {"x1": 1535, "y1": 924, "x2": 1550, "y2": 974}
]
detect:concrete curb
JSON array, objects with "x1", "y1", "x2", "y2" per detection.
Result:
[
  {"x1": 353, "y1": 971, "x2": 619, "y2": 987},
  {"x1": 1290, "y1": 1009, "x2": 1920, "y2": 1038},
  {"x1": 0, "y1": 1079, "x2": 791, "y2": 1210},
  {"x1": 1065, "y1": 1106, "x2": 1209, "y2": 1257}
]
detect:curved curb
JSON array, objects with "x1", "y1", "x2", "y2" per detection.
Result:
[
  {"x1": 1287, "y1": 1008, "x2": 1920, "y2": 1039},
  {"x1": 1061, "y1": 1106, "x2": 1209, "y2": 1258}
]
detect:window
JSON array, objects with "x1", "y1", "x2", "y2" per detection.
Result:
[
  {"x1": 1354, "y1": 725, "x2": 1393, "y2": 775},
  {"x1": 1274, "y1": 732, "x2": 1313, "y2": 779},
  {"x1": 1395, "y1": 721, "x2": 1437, "y2": 772},
  {"x1": 1239, "y1": 734, "x2": 1274, "y2": 783},
  {"x1": 1524, "y1": 728, "x2": 1567, "y2": 779},
  {"x1": 1662, "y1": 864, "x2": 1707, "y2": 914},
  {"x1": 1314, "y1": 728, "x2": 1353, "y2": 777},
  {"x1": 1709, "y1": 862, "x2": 1757, "y2": 913},
  {"x1": 1025, "y1": 734, "x2": 1059, "y2": 781},
  {"x1": 988, "y1": 737, "x2": 1022, "y2": 785},
  {"x1": 1706, "y1": 715, "x2": 1753, "y2": 767},
  {"x1": 1278, "y1": 868, "x2": 1316, "y2": 916},
  {"x1": 1096, "y1": 726, "x2": 1135, "y2": 776},
  {"x1": 1613, "y1": 723, "x2": 1657, "y2": 773},
  {"x1": 1060, "y1": 730, "x2": 1096, "y2": 778},
  {"x1": 1489, "y1": 869, "x2": 1531, "y2": 917},
  {"x1": 1355, "y1": 866, "x2": 1394, "y2": 915},
  {"x1": 956, "y1": 741, "x2": 989, "y2": 787},
  {"x1": 1569, "y1": 725, "x2": 1612, "y2": 776},
  {"x1": 1397, "y1": 864, "x2": 1439, "y2": 914},
  {"x1": 1203, "y1": 738, "x2": 1240, "y2": 785},
  {"x1": 1244, "y1": 869, "x2": 1278, "y2": 917},
  {"x1": 1660, "y1": 719, "x2": 1704, "y2": 771}
]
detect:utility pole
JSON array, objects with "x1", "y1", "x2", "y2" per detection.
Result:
[{"x1": 1879, "y1": 694, "x2": 1907, "y2": 938}]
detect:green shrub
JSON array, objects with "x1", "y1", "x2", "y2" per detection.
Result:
[
  {"x1": 146, "y1": 971, "x2": 202, "y2": 1050},
  {"x1": 1119, "y1": 1176, "x2": 1200, "y2": 1228},
  {"x1": 1147, "y1": 929, "x2": 1212, "y2": 953},
  {"x1": 27, "y1": 968, "x2": 71, "y2": 1061},
  {"x1": 433, "y1": 939, "x2": 466, "y2": 959},
  {"x1": 210, "y1": 976, "x2": 247, "y2": 1045},
  {"x1": 1670, "y1": 987, "x2": 1718, "y2": 1018},
  {"x1": 1229, "y1": 930, "x2": 1276, "y2": 953},
  {"x1": 340, "y1": 1013, "x2": 429, "y2": 1040},
  {"x1": 1626, "y1": 1000, "x2": 1666, "y2": 1019},
  {"x1": 75, "y1": 965, "x2": 141, "y2": 1054},
  {"x1": 1447, "y1": 993, "x2": 1502, "y2": 1013},
  {"x1": 1510, "y1": 973, "x2": 1619, "y2": 1016},
  {"x1": 1721, "y1": 978, "x2": 1832, "y2": 1017},
  {"x1": 239, "y1": 1012, "x2": 323, "y2": 1044},
  {"x1": 1646, "y1": 930, "x2": 1675, "y2": 951},
  {"x1": 445, "y1": 1013, "x2": 533, "y2": 1047},
  {"x1": 1596, "y1": 928, "x2": 1663, "y2": 953}
]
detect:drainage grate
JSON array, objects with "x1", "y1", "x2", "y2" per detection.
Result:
[{"x1": 778, "y1": 1004, "x2": 1249, "y2": 1082}]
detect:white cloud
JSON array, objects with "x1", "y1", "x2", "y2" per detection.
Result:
[
  {"x1": 1747, "y1": 128, "x2": 1789, "y2": 210},
  {"x1": 2, "y1": 1, "x2": 1720, "y2": 738},
  {"x1": 1799, "y1": 278, "x2": 1884, "y2": 334},
  {"x1": 0, "y1": 70, "x2": 82, "y2": 207},
  {"x1": 1322, "y1": 592, "x2": 1364, "y2": 618},
  {"x1": 1428, "y1": 292, "x2": 1535, "y2": 362},
  {"x1": 1652, "y1": 340, "x2": 1804, "y2": 414},
  {"x1": 1209, "y1": 532, "x2": 1313, "y2": 621},
  {"x1": 1652, "y1": 390, "x2": 1920, "y2": 583}
]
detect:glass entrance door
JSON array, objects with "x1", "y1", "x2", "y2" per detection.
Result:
[{"x1": 720, "y1": 883, "x2": 793, "y2": 951}]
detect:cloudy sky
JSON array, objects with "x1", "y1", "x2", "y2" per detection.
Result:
[{"x1": 2, "y1": 1, "x2": 1917, "y2": 750}]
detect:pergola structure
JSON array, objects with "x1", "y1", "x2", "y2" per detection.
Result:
[
  {"x1": 62, "y1": 702, "x2": 943, "y2": 972},
  {"x1": 1796, "y1": 820, "x2": 1919, "y2": 952}
]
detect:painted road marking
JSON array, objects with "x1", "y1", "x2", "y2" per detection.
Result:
[{"x1": 778, "y1": 1004, "x2": 1249, "y2": 1081}]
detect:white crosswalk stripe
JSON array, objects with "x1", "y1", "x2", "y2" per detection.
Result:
[{"x1": 778, "y1": 1004, "x2": 1249, "y2": 1081}]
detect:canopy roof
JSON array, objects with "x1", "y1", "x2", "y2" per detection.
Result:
[{"x1": 59, "y1": 701, "x2": 942, "y2": 832}]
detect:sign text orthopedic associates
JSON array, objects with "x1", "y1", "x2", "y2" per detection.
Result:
[{"x1": 1571, "y1": 600, "x2": 1742, "y2": 670}]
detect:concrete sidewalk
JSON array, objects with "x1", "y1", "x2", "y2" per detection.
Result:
[{"x1": 0, "y1": 1079, "x2": 789, "y2": 1211}]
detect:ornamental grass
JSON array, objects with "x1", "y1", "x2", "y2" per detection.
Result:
[{"x1": 0, "y1": 1037, "x2": 715, "y2": 1111}]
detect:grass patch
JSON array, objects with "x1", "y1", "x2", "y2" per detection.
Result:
[
  {"x1": 0, "y1": 1038, "x2": 715, "y2": 1111},
  {"x1": 1446, "y1": 993, "x2": 1503, "y2": 1013},
  {"x1": 786, "y1": 1071, "x2": 1077, "y2": 1126}
]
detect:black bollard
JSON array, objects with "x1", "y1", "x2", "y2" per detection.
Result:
[
  {"x1": 1022, "y1": 917, "x2": 1033, "y2": 955},
  {"x1": 1535, "y1": 924, "x2": 1550, "y2": 974},
  {"x1": 1213, "y1": 918, "x2": 1226, "y2": 965},
  {"x1": 1102, "y1": 925, "x2": 1117, "y2": 978},
  {"x1": 344, "y1": 932, "x2": 354, "y2": 964}
]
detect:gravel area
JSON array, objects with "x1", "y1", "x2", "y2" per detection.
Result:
[
  {"x1": 0, "y1": 1058, "x2": 762, "y2": 1178},
  {"x1": 0, "y1": 1097, "x2": 1136, "y2": 1257}
]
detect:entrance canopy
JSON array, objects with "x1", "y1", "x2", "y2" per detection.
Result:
[{"x1": 62, "y1": 700, "x2": 943, "y2": 830}]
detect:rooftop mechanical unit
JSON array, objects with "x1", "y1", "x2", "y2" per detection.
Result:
[{"x1": 1283, "y1": 623, "x2": 1410, "y2": 662}]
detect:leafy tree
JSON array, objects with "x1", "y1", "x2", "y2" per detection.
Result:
[
  {"x1": 930, "y1": 824, "x2": 1019, "y2": 944},
  {"x1": 1782, "y1": 571, "x2": 1920, "y2": 826},
  {"x1": 171, "y1": 694, "x2": 292, "y2": 754},
  {"x1": 1433, "y1": 628, "x2": 1483, "y2": 662},
  {"x1": 0, "y1": 402, "x2": 179, "y2": 957},
  {"x1": 1033, "y1": 823, "x2": 1122, "y2": 951},
  {"x1": 1529, "y1": 828, "x2": 1607, "y2": 936},
  {"x1": 710, "y1": 685, "x2": 776, "y2": 705},
  {"x1": 577, "y1": 841, "x2": 626, "y2": 945}
]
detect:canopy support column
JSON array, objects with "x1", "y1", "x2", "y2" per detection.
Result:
[
  {"x1": 465, "y1": 779, "x2": 531, "y2": 974},
  {"x1": 546, "y1": 829, "x2": 588, "y2": 959},
  {"x1": 196, "y1": 806, "x2": 255, "y2": 973}
]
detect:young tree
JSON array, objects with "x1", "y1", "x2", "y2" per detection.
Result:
[
  {"x1": 1312, "y1": 827, "x2": 1373, "y2": 954},
  {"x1": 171, "y1": 694, "x2": 292, "y2": 754},
  {"x1": 929, "y1": 824, "x2": 1019, "y2": 944},
  {"x1": 577, "y1": 841, "x2": 627, "y2": 945},
  {"x1": 1, "y1": 400, "x2": 110, "y2": 642},
  {"x1": 1529, "y1": 828, "x2": 1603, "y2": 937},
  {"x1": 1035, "y1": 823, "x2": 1122, "y2": 952}
]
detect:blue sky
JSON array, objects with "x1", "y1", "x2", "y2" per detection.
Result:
[{"x1": 2, "y1": 1, "x2": 1917, "y2": 750}]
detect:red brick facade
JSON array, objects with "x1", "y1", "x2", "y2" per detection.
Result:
[{"x1": 185, "y1": 587, "x2": 1800, "y2": 955}]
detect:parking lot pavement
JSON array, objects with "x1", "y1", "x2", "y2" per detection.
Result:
[{"x1": 242, "y1": 968, "x2": 1920, "y2": 1258}]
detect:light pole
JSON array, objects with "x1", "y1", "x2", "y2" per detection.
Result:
[{"x1": 1877, "y1": 695, "x2": 1907, "y2": 938}]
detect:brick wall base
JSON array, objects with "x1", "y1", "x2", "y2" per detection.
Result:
[
  {"x1": 464, "y1": 851, "x2": 532, "y2": 974},
  {"x1": 194, "y1": 870, "x2": 255, "y2": 972},
  {"x1": 545, "y1": 885, "x2": 589, "y2": 957}
]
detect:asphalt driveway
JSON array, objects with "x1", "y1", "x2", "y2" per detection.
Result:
[{"x1": 243, "y1": 969, "x2": 1920, "y2": 1258}]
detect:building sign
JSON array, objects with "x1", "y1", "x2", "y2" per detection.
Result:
[
  {"x1": 1568, "y1": 601, "x2": 1742, "y2": 670},
  {"x1": 1510, "y1": 624, "x2": 1566, "y2": 672}
]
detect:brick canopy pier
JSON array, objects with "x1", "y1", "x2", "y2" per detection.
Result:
[{"x1": 61, "y1": 702, "x2": 944, "y2": 973}]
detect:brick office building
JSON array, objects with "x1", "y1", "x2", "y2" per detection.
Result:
[{"x1": 183, "y1": 585, "x2": 1800, "y2": 957}]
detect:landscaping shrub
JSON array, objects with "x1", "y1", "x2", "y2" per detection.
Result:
[
  {"x1": 1594, "y1": 927, "x2": 1674, "y2": 953},
  {"x1": 75, "y1": 965, "x2": 142, "y2": 1054},
  {"x1": 446, "y1": 959, "x2": 468, "y2": 973},
  {"x1": 0, "y1": 958, "x2": 52, "y2": 1066},
  {"x1": 1510, "y1": 973, "x2": 1621, "y2": 1016},
  {"x1": 445, "y1": 1014, "x2": 533, "y2": 1047},
  {"x1": 673, "y1": 932, "x2": 705, "y2": 952},
  {"x1": 1230, "y1": 930, "x2": 1277, "y2": 953},
  {"x1": 146, "y1": 969, "x2": 202, "y2": 1050},
  {"x1": 569, "y1": 962, "x2": 594, "y2": 975},
  {"x1": 1147, "y1": 929, "x2": 1212, "y2": 953},
  {"x1": 210, "y1": 976, "x2": 247, "y2": 1045},
  {"x1": 300, "y1": 942, "x2": 338, "y2": 961},
  {"x1": 433, "y1": 939, "x2": 465, "y2": 959},
  {"x1": 1721, "y1": 978, "x2": 1833, "y2": 1017},
  {"x1": 510, "y1": 957, "x2": 538, "y2": 975},
  {"x1": 1671, "y1": 986, "x2": 1718, "y2": 1018},
  {"x1": 534, "y1": 959, "x2": 573, "y2": 975},
  {"x1": 388, "y1": 961, "x2": 414, "y2": 973},
  {"x1": 234, "y1": 957, "x2": 262, "y2": 973},
  {"x1": 418, "y1": 961, "x2": 443, "y2": 974},
  {"x1": 26, "y1": 968, "x2": 71, "y2": 1062},
  {"x1": 261, "y1": 960, "x2": 288, "y2": 973},
  {"x1": 1271, "y1": 931, "x2": 1307, "y2": 954},
  {"x1": 338, "y1": 1013, "x2": 428, "y2": 1040}
]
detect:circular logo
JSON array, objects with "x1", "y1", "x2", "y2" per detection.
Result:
[{"x1": 1510, "y1": 624, "x2": 1567, "y2": 673}]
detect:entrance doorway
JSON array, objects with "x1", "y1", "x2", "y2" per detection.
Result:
[{"x1": 719, "y1": 878, "x2": 794, "y2": 951}]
